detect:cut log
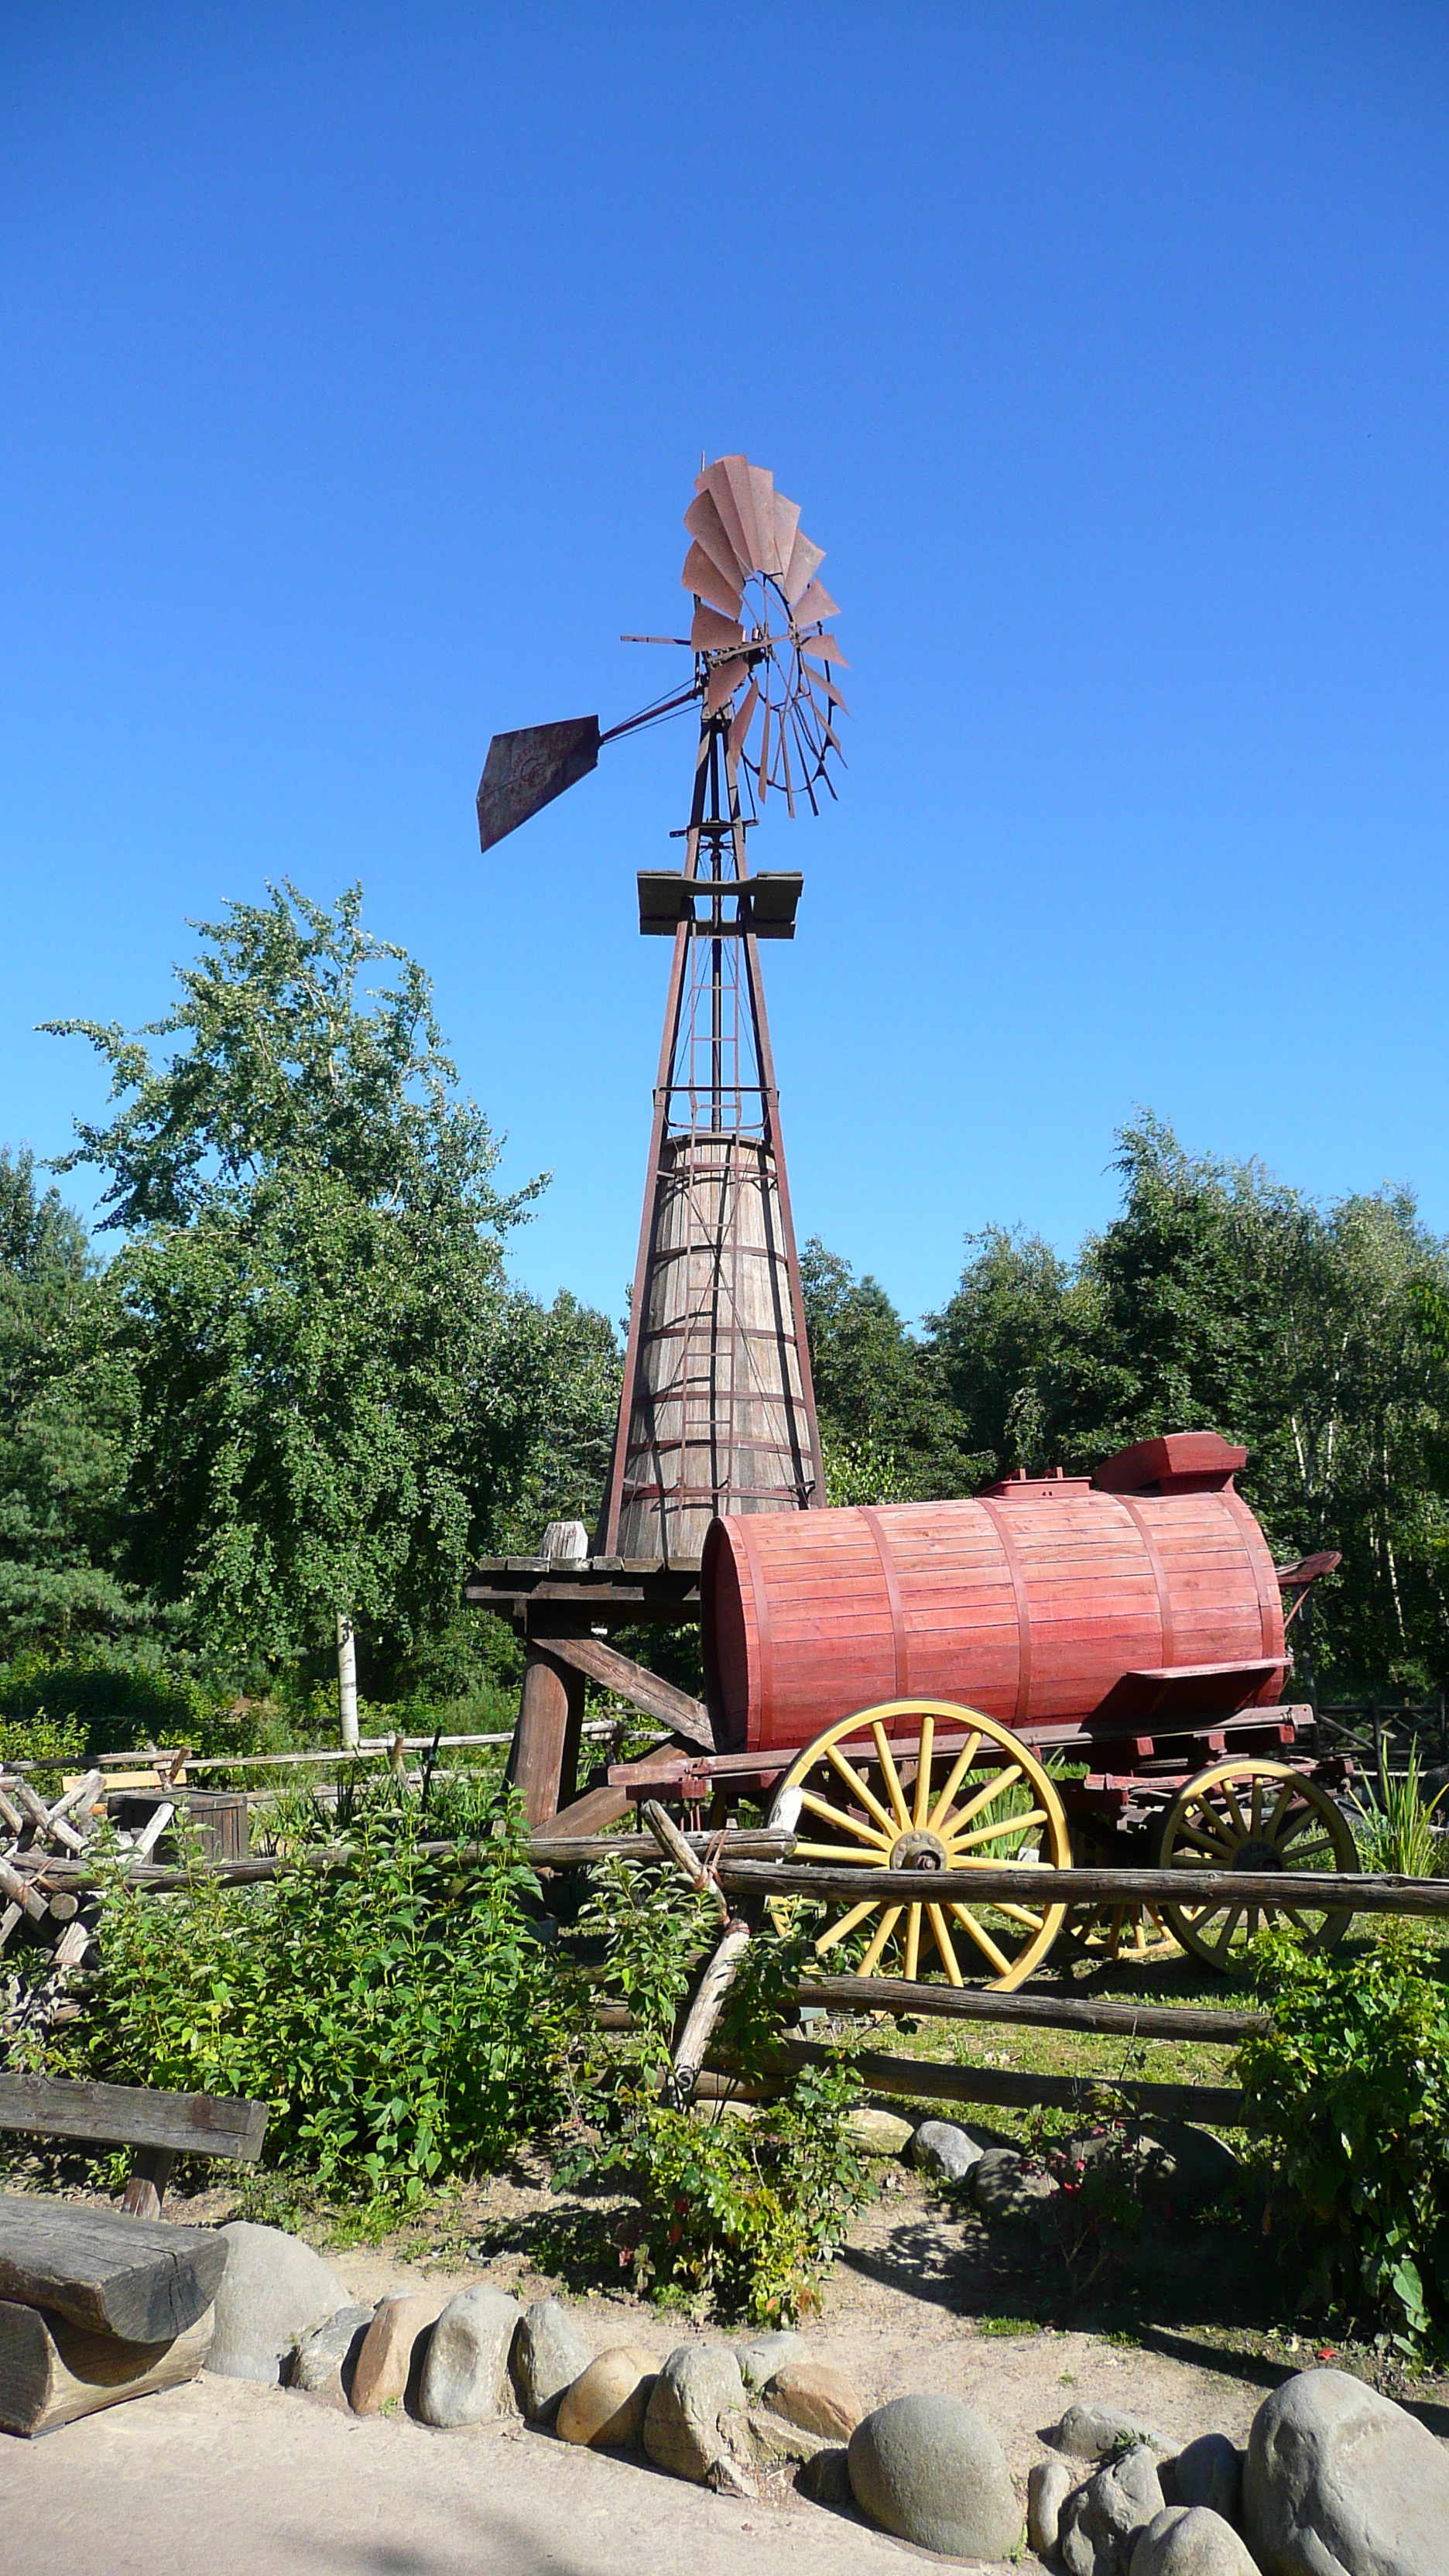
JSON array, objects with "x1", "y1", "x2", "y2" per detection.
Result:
[
  {"x1": 0, "y1": 2297, "x2": 214, "y2": 2437},
  {"x1": 0, "y1": 2196, "x2": 228, "y2": 2340}
]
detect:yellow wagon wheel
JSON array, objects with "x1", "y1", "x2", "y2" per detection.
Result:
[
  {"x1": 771, "y1": 1701, "x2": 1071, "y2": 1994},
  {"x1": 1062, "y1": 1820, "x2": 1180, "y2": 1966},
  {"x1": 1160, "y1": 1758, "x2": 1358, "y2": 1975}
]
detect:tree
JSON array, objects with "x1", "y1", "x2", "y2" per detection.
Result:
[
  {"x1": 46, "y1": 885, "x2": 541, "y2": 1710},
  {"x1": 800, "y1": 1238, "x2": 971, "y2": 1502},
  {"x1": 0, "y1": 1149, "x2": 139, "y2": 1656}
]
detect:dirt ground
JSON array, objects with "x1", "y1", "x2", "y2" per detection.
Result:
[{"x1": 13, "y1": 2159, "x2": 1435, "y2": 2576}]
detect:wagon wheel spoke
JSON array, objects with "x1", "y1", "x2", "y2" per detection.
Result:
[
  {"x1": 1221, "y1": 1784, "x2": 1250, "y2": 1840},
  {"x1": 798, "y1": 1790, "x2": 891, "y2": 1852},
  {"x1": 858, "y1": 1905, "x2": 903, "y2": 1976},
  {"x1": 1171, "y1": 1831, "x2": 1233, "y2": 1862},
  {"x1": 814, "y1": 1898, "x2": 881, "y2": 1954},
  {"x1": 794, "y1": 1838, "x2": 884, "y2": 1862},
  {"x1": 1264, "y1": 1780, "x2": 1295, "y2": 1841},
  {"x1": 947, "y1": 1903, "x2": 1014, "y2": 1977},
  {"x1": 926, "y1": 1903, "x2": 964, "y2": 1985},
  {"x1": 1250, "y1": 1777, "x2": 1263, "y2": 1837},
  {"x1": 1279, "y1": 1835, "x2": 1338, "y2": 1863},
  {"x1": 903, "y1": 1903, "x2": 923, "y2": 1982},
  {"x1": 951, "y1": 1805, "x2": 1050, "y2": 1853},
  {"x1": 948, "y1": 1762, "x2": 1025, "y2": 1833},
  {"x1": 927, "y1": 1734, "x2": 981, "y2": 1833},
  {"x1": 913, "y1": 1711, "x2": 936, "y2": 1828},
  {"x1": 827, "y1": 1743, "x2": 896, "y2": 1838},
  {"x1": 870, "y1": 1723, "x2": 912, "y2": 1831},
  {"x1": 993, "y1": 1901, "x2": 1050, "y2": 1930},
  {"x1": 1209, "y1": 1905, "x2": 1244, "y2": 1956}
]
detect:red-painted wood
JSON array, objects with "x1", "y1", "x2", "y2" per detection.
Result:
[{"x1": 700, "y1": 1434, "x2": 1286, "y2": 1753}]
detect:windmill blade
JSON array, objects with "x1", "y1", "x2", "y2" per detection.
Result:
[
  {"x1": 701, "y1": 456, "x2": 759, "y2": 577},
  {"x1": 477, "y1": 716, "x2": 601, "y2": 852},
  {"x1": 705, "y1": 653, "x2": 748, "y2": 718},
  {"x1": 690, "y1": 604, "x2": 745, "y2": 651},
  {"x1": 802, "y1": 638, "x2": 850, "y2": 671},
  {"x1": 747, "y1": 462, "x2": 783, "y2": 574},
  {"x1": 681, "y1": 540, "x2": 742, "y2": 619},
  {"x1": 683, "y1": 490, "x2": 747, "y2": 593},
  {"x1": 771, "y1": 488, "x2": 802, "y2": 577},
  {"x1": 793, "y1": 577, "x2": 840, "y2": 626},
  {"x1": 782, "y1": 526, "x2": 826, "y2": 607},
  {"x1": 726, "y1": 677, "x2": 759, "y2": 776}
]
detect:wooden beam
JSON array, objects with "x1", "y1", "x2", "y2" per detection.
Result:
[
  {"x1": 797, "y1": 1974, "x2": 1266, "y2": 2042},
  {"x1": 0, "y1": 2196, "x2": 227, "y2": 2340},
  {"x1": 715, "y1": 2036, "x2": 1247, "y2": 2127},
  {"x1": 0, "y1": 2076, "x2": 268, "y2": 2164},
  {"x1": 717, "y1": 1859, "x2": 1449, "y2": 1918},
  {"x1": 533, "y1": 1630, "x2": 714, "y2": 1750},
  {"x1": 509, "y1": 1642, "x2": 586, "y2": 1828}
]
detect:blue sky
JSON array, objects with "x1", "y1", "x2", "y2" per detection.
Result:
[{"x1": 3, "y1": 3, "x2": 1447, "y2": 1330}]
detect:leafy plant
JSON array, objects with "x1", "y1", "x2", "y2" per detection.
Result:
[
  {"x1": 58, "y1": 1777, "x2": 563, "y2": 2201},
  {"x1": 1352, "y1": 1743, "x2": 1448, "y2": 1879},
  {"x1": 1237, "y1": 1927, "x2": 1449, "y2": 2358}
]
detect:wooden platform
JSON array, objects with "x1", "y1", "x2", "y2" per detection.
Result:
[{"x1": 464, "y1": 1554, "x2": 701, "y2": 1629}]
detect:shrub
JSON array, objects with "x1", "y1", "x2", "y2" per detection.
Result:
[
  {"x1": 1237, "y1": 1927, "x2": 1449, "y2": 2358},
  {"x1": 1352, "y1": 1743, "x2": 1448, "y2": 1878},
  {"x1": 60, "y1": 1778, "x2": 563, "y2": 2200},
  {"x1": 557, "y1": 1875, "x2": 875, "y2": 2323}
]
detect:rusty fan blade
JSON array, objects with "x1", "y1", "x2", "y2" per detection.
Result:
[
  {"x1": 476, "y1": 717, "x2": 601, "y2": 852},
  {"x1": 727, "y1": 678, "x2": 759, "y2": 774},
  {"x1": 748, "y1": 462, "x2": 782, "y2": 574},
  {"x1": 802, "y1": 637, "x2": 850, "y2": 670},
  {"x1": 705, "y1": 654, "x2": 748, "y2": 718},
  {"x1": 683, "y1": 490, "x2": 747, "y2": 593},
  {"x1": 770, "y1": 488, "x2": 802, "y2": 578},
  {"x1": 690, "y1": 604, "x2": 745, "y2": 651},
  {"x1": 792, "y1": 577, "x2": 840, "y2": 626},
  {"x1": 782, "y1": 527, "x2": 825, "y2": 607},
  {"x1": 681, "y1": 540, "x2": 743, "y2": 619},
  {"x1": 701, "y1": 456, "x2": 759, "y2": 577}
]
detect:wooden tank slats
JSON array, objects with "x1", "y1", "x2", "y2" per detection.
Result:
[{"x1": 703, "y1": 1480, "x2": 1286, "y2": 1754}]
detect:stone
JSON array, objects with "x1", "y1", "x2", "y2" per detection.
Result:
[
  {"x1": 349, "y1": 2292, "x2": 441, "y2": 2417},
  {"x1": 417, "y1": 2283, "x2": 522, "y2": 2429},
  {"x1": 704, "y1": 2453, "x2": 757, "y2": 2499},
  {"x1": 643, "y1": 2343, "x2": 748, "y2": 2482},
  {"x1": 1244, "y1": 2365, "x2": 1449, "y2": 2576},
  {"x1": 763, "y1": 2361, "x2": 863, "y2": 2442},
  {"x1": 207, "y1": 2221, "x2": 351, "y2": 2386},
  {"x1": 912, "y1": 2119, "x2": 987, "y2": 2183},
  {"x1": 1054, "y1": 2400, "x2": 1173, "y2": 2461},
  {"x1": 733, "y1": 2328, "x2": 806, "y2": 2393},
  {"x1": 796, "y1": 2444, "x2": 852, "y2": 2506},
  {"x1": 1166, "y1": 2434, "x2": 1242, "y2": 2526},
  {"x1": 510, "y1": 2297, "x2": 591, "y2": 2425},
  {"x1": 1060, "y1": 2446, "x2": 1166, "y2": 2576},
  {"x1": 847, "y1": 2392, "x2": 1021, "y2": 2561},
  {"x1": 555, "y1": 2345, "x2": 658, "y2": 2448},
  {"x1": 843, "y1": 2107, "x2": 913, "y2": 2156},
  {"x1": 1030, "y1": 2454, "x2": 1078, "y2": 2554},
  {"x1": 1130, "y1": 2508, "x2": 1261, "y2": 2575},
  {"x1": 731, "y1": 2406, "x2": 827, "y2": 2472},
  {"x1": 289, "y1": 2302, "x2": 375, "y2": 2408},
  {"x1": 1139, "y1": 2121, "x2": 1242, "y2": 2214},
  {"x1": 974, "y1": 2144, "x2": 1057, "y2": 2220}
]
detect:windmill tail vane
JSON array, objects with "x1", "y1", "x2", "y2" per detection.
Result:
[{"x1": 477, "y1": 455, "x2": 846, "y2": 1564}]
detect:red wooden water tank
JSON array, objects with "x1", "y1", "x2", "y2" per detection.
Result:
[{"x1": 701, "y1": 1433, "x2": 1286, "y2": 1753}]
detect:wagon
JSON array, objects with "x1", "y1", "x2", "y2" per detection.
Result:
[{"x1": 470, "y1": 1430, "x2": 1355, "y2": 1989}]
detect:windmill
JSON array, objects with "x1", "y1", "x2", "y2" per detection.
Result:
[{"x1": 478, "y1": 455, "x2": 848, "y2": 1567}]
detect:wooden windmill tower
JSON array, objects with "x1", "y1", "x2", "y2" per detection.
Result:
[{"x1": 478, "y1": 455, "x2": 846, "y2": 1564}]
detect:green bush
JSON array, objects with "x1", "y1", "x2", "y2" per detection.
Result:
[
  {"x1": 557, "y1": 1864, "x2": 875, "y2": 2322},
  {"x1": 60, "y1": 1779, "x2": 563, "y2": 2200},
  {"x1": 1238, "y1": 1928, "x2": 1449, "y2": 2358},
  {"x1": 0, "y1": 1709, "x2": 85, "y2": 1766},
  {"x1": 0, "y1": 1646, "x2": 245, "y2": 1760}
]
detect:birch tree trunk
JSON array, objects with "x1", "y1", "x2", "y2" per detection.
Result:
[{"x1": 337, "y1": 1610, "x2": 359, "y2": 1749}]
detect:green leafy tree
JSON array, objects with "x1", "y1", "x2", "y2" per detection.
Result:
[
  {"x1": 800, "y1": 1238, "x2": 971, "y2": 1502},
  {"x1": 46, "y1": 885, "x2": 541, "y2": 1699},
  {"x1": 0, "y1": 1149, "x2": 139, "y2": 1655}
]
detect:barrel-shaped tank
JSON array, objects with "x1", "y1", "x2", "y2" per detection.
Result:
[{"x1": 701, "y1": 1433, "x2": 1286, "y2": 1752}]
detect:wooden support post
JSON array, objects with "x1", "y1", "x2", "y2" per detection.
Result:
[
  {"x1": 510, "y1": 1642, "x2": 586, "y2": 1829},
  {"x1": 121, "y1": 2147, "x2": 175, "y2": 2221}
]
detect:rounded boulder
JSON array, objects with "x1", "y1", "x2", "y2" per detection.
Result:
[
  {"x1": 1244, "y1": 2367, "x2": 1449, "y2": 2576},
  {"x1": 1129, "y1": 2506, "x2": 1262, "y2": 2574},
  {"x1": 848, "y1": 2392, "x2": 1021, "y2": 2560},
  {"x1": 208, "y1": 2221, "x2": 351, "y2": 2385},
  {"x1": 556, "y1": 2346, "x2": 658, "y2": 2449}
]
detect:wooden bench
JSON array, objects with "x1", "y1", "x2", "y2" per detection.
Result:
[{"x1": 0, "y1": 2075, "x2": 268, "y2": 2218}]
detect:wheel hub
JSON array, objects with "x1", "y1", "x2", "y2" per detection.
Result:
[
  {"x1": 889, "y1": 1828, "x2": 947, "y2": 1872},
  {"x1": 1231, "y1": 1838, "x2": 1286, "y2": 1872}
]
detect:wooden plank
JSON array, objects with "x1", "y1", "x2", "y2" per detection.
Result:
[
  {"x1": 800, "y1": 1974, "x2": 1265, "y2": 2042},
  {"x1": 718, "y1": 1859, "x2": 1449, "y2": 1917},
  {"x1": 510, "y1": 1643, "x2": 585, "y2": 1828},
  {"x1": 721, "y1": 2036, "x2": 1247, "y2": 2126},
  {"x1": 0, "y1": 2296, "x2": 214, "y2": 2437},
  {"x1": 533, "y1": 1630, "x2": 714, "y2": 1751},
  {"x1": 0, "y1": 2076, "x2": 268, "y2": 2163},
  {"x1": 0, "y1": 2197, "x2": 227, "y2": 2340}
]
